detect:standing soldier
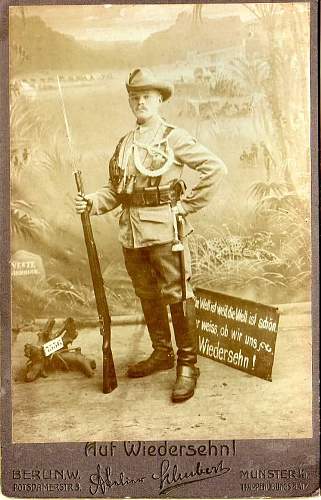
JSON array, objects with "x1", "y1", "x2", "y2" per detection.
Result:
[{"x1": 75, "y1": 68, "x2": 227, "y2": 402}]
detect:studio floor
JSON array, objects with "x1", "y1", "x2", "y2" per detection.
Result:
[{"x1": 12, "y1": 302, "x2": 313, "y2": 443}]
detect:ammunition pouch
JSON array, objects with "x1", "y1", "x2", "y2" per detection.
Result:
[
  {"x1": 121, "y1": 181, "x2": 183, "y2": 208},
  {"x1": 121, "y1": 185, "x2": 171, "y2": 207}
]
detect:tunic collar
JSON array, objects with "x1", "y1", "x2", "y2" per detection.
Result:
[{"x1": 135, "y1": 115, "x2": 164, "y2": 135}]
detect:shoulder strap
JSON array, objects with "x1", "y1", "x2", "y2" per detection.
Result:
[
  {"x1": 163, "y1": 125, "x2": 174, "y2": 139},
  {"x1": 160, "y1": 119, "x2": 175, "y2": 139}
]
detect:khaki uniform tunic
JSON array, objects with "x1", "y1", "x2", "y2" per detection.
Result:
[{"x1": 89, "y1": 116, "x2": 227, "y2": 249}]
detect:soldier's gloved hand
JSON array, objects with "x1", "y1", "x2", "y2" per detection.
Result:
[{"x1": 75, "y1": 194, "x2": 93, "y2": 214}]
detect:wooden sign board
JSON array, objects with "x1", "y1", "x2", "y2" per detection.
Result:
[{"x1": 195, "y1": 287, "x2": 280, "y2": 381}]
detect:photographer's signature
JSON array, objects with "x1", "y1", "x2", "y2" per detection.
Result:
[
  {"x1": 152, "y1": 459, "x2": 231, "y2": 495},
  {"x1": 89, "y1": 464, "x2": 145, "y2": 495},
  {"x1": 89, "y1": 460, "x2": 230, "y2": 496}
]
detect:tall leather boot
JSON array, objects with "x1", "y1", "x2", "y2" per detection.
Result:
[
  {"x1": 127, "y1": 298, "x2": 174, "y2": 378},
  {"x1": 170, "y1": 298, "x2": 200, "y2": 402}
]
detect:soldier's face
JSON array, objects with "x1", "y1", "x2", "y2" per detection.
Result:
[{"x1": 128, "y1": 90, "x2": 162, "y2": 123}]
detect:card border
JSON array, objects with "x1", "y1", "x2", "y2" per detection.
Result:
[{"x1": 1, "y1": 0, "x2": 320, "y2": 498}]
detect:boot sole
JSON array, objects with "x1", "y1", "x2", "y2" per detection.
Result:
[{"x1": 171, "y1": 390, "x2": 195, "y2": 403}]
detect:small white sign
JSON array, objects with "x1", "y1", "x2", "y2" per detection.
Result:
[{"x1": 43, "y1": 336, "x2": 64, "y2": 357}]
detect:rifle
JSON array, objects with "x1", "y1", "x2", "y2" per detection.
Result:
[{"x1": 57, "y1": 76, "x2": 117, "y2": 394}]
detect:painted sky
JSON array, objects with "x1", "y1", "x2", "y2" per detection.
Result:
[{"x1": 12, "y1": 4, "x2": 255, "y2": 42}]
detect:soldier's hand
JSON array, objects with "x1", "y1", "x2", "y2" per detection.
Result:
[{"x1": 75, "y1": 194, "x2": 93, "y2": 214}]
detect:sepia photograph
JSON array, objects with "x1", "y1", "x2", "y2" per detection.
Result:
[{"x1": 7, "y1": 1, "x2": 314, "y2": 449}]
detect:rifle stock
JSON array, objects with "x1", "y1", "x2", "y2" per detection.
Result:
[{"x1": 74, "y1": 170, "x2": 117, "y2": 394}]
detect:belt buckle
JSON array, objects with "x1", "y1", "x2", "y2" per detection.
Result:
[{"x1": 144, "y1": 187, "x2": 159, "y2": 206}]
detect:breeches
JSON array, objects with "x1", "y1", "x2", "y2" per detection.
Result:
[{"x1": 123, "y1": 241, "x2": 193, "y2": 304}]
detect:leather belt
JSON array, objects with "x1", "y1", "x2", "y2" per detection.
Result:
[{"x1": 121, "y1": 185, "x2": 175, "y2": 207}]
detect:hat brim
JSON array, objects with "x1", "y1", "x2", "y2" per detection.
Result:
[{"x1": 126, "y1": 82, "x2": 173, "y2": 101}]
